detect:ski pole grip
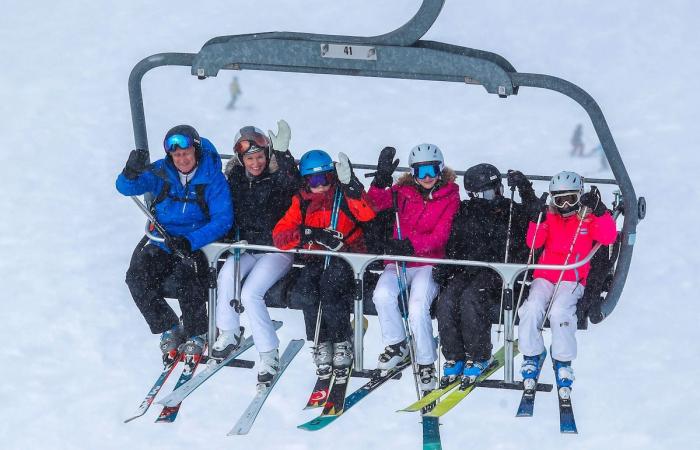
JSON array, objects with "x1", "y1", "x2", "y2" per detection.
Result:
[
  {"x1": 392, "y1": 190, "x2": 399, "y2": 211},
  {"x1": 364, "y1": 171, "x2": 377, "y2": 178}
]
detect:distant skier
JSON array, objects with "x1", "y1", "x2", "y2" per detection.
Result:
[
  {"x1": 517, "y1": 171, "x2": 616, "y2": 395},
  {"x1": 214, "y1": 120, "x2": 301, "y2": 387},
  {"x1": 586, "y1": 143, "x2": 610, "y2": 172},
  {"x1": 272, "y1": 149, "x2": 375, "y2": 378},
  {"x1": 116, "y1": 125, "x2": 233, "y2": 359},
  {"x1": 367, "y1": 144, "x2": 460, "y2": 393},
  {"x1": 433, "y1": 165, "x2": 534, "y2": 385},
  {"x1": 226, "y1": 77, "x2": 241, "y2": 110},
  {"x1": 570, "y1": 124, "x2": 584, "y2": 157}
]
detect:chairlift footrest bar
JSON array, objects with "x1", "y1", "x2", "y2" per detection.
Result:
[
  {"x1": 477, "y1": 379, "x2": 553, "y2": 392},
  {"x1": 200, "y1": 356, "x2": 255, "y2": 369}
]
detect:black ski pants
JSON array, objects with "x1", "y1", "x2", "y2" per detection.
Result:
[
  {"x1": 125, "y1": 241, "x2": 209, "y2": 337},
  {"x1": 290, "y1": 256, "x2": 355, "y2": 343},
  {"x1": 437, "y1": 270, "x2": 505, "y2": 362}
]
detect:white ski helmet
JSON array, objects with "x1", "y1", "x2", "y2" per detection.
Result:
[
  {"x1": 549, "y1": 171, "x2": 583, "y2": 194},
  {"x1": 408, "y1": 143, "x2": 444, "y2": 170}
]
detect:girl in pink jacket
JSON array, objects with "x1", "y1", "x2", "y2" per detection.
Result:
[
  {"x1": 518, "y1": 171, "x2": 617, "y2": 394},
  {"x1": 367, "y1": 145, "x2": 460, "y2": 392}
]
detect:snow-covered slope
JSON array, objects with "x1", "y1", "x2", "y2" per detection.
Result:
[{"x1": 2, "y1": 1, "x2": 698, "y2": 448}]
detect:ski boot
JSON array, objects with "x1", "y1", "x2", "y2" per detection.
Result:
[
  {"x1": 159, "y1": 323, "x2": 185, "y2": 364},
  {"x1": 332, "y1": 341, "x2": 353, "y2": 370},
  {"x1": 418, "y1": 363, "x2": 437, "y2": 394},
  {"x1": 211, "y1": 327, "x2": 244, "y2": 360},
  {"x1": 461, "y1": 357, "x2": 492, "y2": 388},
  {"x1": 521, "y1": 350, "x2": 547, "y2": 391},
  {"x1": 553, "y1": 359, "x2": 575, "y2": 399},
  {"x1": 377, "y1": 340, "x2": 409, "y2": 372},
  {"x1": 179, "y1": 334, "x2": 206, "y2": 357},
  {"x1": 257, "y1": 348, "x2": 280, "y2": 390},
  {"x1": 313, "y1": 341, "x2": 333, "y2": 378},
  {"x1": 440, "y1": 360, "x2": 465, "y2": 387}
]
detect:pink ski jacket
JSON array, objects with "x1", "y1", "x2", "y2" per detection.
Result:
[
  {"x1": 528, "y1": 209, "x2": 617, "y2": 285},
  {"x1": 367, "y1": 170, "x2": 460, "y2": 267}
]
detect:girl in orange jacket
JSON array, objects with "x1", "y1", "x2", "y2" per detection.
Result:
[{"x1": 273, "y1": 150, "x2": 375, "y2": 376}]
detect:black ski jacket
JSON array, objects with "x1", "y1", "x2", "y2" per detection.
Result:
[
  {"x1": 433, "y1": 186, "x2": 536, "y2": 286},
  {"x1": 227, "y1": 150, "x2": 301, "y2": 246}
]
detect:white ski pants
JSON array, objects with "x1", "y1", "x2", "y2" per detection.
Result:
[
  {"x1": 517, "y1": 278, "x2": 584, "y2": 362},
  {"x1": 373, "y1": 264, "x2": 439, "y2": 365},
  {"x1": 216, "y1": 252, "x2": 294, "y2": 353}
]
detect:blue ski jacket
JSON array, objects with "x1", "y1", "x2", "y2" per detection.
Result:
[{"x1": 116, "y1": 138, "x2": 233, "y2": 252}]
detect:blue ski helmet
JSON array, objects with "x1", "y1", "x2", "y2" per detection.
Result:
[{"x1": 299, "y1": 149, "x2": 334, "y2": 176}]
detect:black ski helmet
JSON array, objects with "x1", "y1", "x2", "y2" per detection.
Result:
[
  {"x1": 164, "y1": 125, "x2": 203, "y2": 160},
  {"x1": 463, "y1": 163, "x2": 502, "y2": 193}
]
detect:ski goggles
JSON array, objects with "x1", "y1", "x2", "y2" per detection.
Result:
[
  {"x1": 304, "y1": 171, "x2": 334, "y2": 188},
  {"x1": 233, "y1": 126, "x2": 270, "y2": 156},
  {"x1": 551, "y1": 191, "x2": 581, "y2": 208},
  {"x1": 164, "y1": 134, "x2": 196, "y2": 152},
  {"x1": 412, "y1": 163, "x2": 441, "y2": 180},
  {"x1": 469, "y1": 187, "x2": 499, "y2": 200}
]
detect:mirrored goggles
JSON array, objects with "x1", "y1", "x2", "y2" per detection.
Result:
[
  {"x1": 551, "y1": 192, "x2": 580, "y2": 208},
  {"x1": 164, "y1": 134, "x2": 194, "y2": 152},
  {"x1": 305, "y1": 172, "x2": 334, "y2": 188},
  {"x1": 412, "y1": 163, "x2": 441, "y2": 180},
  {"x1": 233, "y1": 126, "x2": 270, "y2": 156}
]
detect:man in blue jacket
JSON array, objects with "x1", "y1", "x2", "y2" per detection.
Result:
[{"x1": 116, "y1": 125, "x2": 233, "y2": 358}]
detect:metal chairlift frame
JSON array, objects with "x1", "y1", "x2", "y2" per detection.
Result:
[{"x1": 127, "y1": 0, "x2": 644, "y2": 383}]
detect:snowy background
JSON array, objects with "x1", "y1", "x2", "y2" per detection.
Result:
[{"x1": 2, "y1": 0, "x2": 698, "y2": 449}]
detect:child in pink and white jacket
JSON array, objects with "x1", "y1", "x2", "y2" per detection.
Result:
[
  {"x1": 518, "y1": 171, "x2": 617, "y2": 393},
  {"x1": 367, "y1": 145, "x2": 460, "y2": 392}
]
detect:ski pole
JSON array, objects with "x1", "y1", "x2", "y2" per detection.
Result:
[
  {"x1": 393, "y1": 191, "x2": 422, "y2": 400},
  {"x1": 496, "y1": 184, "x2": 516, "y2": 342},
  {"x1": 131, "y1": 196, "x2": 188, "y2": 261},
  {"x1": 313, "y1": 187, "x2": 343, "y2": 350},
  {"x1": 540, "y1": 203, "x2": 590, "y2": 331},
  {"x1": 512, "y1": 193, "x2": 549, "y2": 329},
  {"x1": 229, "y1": 228, "x2": 244, "y2": 313}
]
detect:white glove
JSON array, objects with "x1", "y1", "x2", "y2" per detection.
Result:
[
  {"x1": 268, "y1": 119, "x2": 291, "y2": 152},
  {"x1": 336, "y1": 152, "x2": 353, "y2": 185}
]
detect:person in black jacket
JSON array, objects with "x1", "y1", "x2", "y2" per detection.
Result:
[
  {"x1": 433, "y1": 163, "x2": 537, "y2": 384},
  {"x1": 214, "y1": 120, "x2": 301, "y2": 386}
]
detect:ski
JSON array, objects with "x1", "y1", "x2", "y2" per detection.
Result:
[
  {"x1": 557, "y1": 387, "x2": 578, "y2": 434},
  {"x1": 398, "y1": 378, "x2": 460, "y2": 413},
  {"x1": 124, "y1": 351, "x2": 181, "y2": 423},
  {"x1": 227, "y1": 339, "x2": 305, "y2": 436},
  {"x1": 155, "y1": 351, "x2": 204, "y2": 423},
  {"x1": 422, "y1": 416, "x2": 442, "y2": 450},
  {"x1": 424, "y1": 342, "x2": 519, "y2": 418},
  {"x1": 158, "y1": 320, "x2": 282, "y2": 408},
  {"x1": 516, "y1": 352, "x2": 547, "y2": 417},
  {"x1": 319, "y1": 364, "x2": 353, "y2": 416},
  {"x1": 304, "y1": 372, "x2": 333, "y2": 409},
  {"x1": 298, "y1": 360, "x2": 411, "y2": 431}
]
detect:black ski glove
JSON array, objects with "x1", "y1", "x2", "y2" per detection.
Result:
[
  {"x1": 166, "y1": 235, "x2": 192, "y2": 256},
  {"x1": 384, "y1": 238, "x2": 414, "y2": 256},
  {"x1": 580, "y1": 187, "x2": 608, "y2": 217},
  {"x1": 373, "y1": 146, "x2": 399, "y2": 189},
  {"x1": 122, "y1": 149, "x2": 150, "y2": 180},
  {"x1": 506, "y1": 170, "x2": 530, "y2": 190},
  {"x1": 525, "y1": 192, "x2": 549, "y2": 223},
  {"x1": 302, "y1": 227, "x2": 344, "y2": 251}
]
